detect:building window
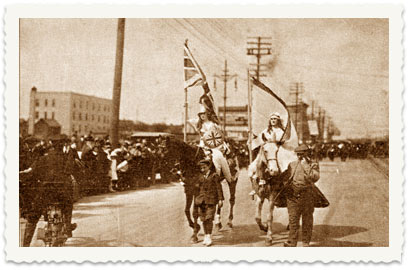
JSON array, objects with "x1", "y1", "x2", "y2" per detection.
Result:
[
  {"x1": 52, "y1": 99, "x2": 55, "y2": 107},
  {"x1": 92, "y1": 103, "x2": 95, "y2": 110},
  {"x1": 85, "y1": 125, "x2": 88, "y2": 132},
  {"x1": 79, "y1": 113, "x2": 82, "y2": 121},
  {"x1": 51, "y1": 112, "x2": 55, "y2": 120},
  {"x1": 73, "y1": 112, "x2": 75, "y2": 120},
  {"x1": 44, "y1": 112, "x2": 47, "y2": 119},
  {"x1": 35, "y1": 111, "x2": 39, "y2": 119},
  {"x1": 98, "y1": 115, "x2": 100, "y2": 122},
  {"x1": 85, "y1": 113, "x2": 88, "y2": 121},
  {"x1": 44, "y1": 99, "x2": 48, "y2": 107},
  {"x1": 73, "y1": 101, "x2": 76, "y2": 108},
  {"x1": 92, "y1": 115, "x2": 94, "y2": 121},
  {"x1": 35, "y1": 99, "x2": 39, "y2": 107}
]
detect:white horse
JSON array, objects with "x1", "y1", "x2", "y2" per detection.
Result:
[{"x1": 248, "y1": 139, "x2": 297, "y2": 246}]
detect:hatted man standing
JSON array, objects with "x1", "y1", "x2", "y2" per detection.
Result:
[{"x1": 283, "y1": 144, "x2": 320, "y2": 247}]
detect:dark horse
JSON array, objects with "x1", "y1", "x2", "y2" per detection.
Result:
[{"x1": 160, "y1": 138, "x2": 240, "y2": 238}]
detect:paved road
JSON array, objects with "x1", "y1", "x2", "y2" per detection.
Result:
[{"x1": 27, "y1": 158, "x2": 388, "y2": 247}]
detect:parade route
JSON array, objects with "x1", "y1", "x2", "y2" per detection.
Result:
[{"x1": 26, "y1": 158, "x2": 389, "y2": 247}]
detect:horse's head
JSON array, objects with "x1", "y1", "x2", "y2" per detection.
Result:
[{"x1": 260, "y1": 140, "x2": 280, "y2": 177}]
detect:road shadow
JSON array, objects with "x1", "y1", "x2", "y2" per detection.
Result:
[
  {"x1": 66, "y1": 236, "x2": 143, "y2": 247},
  {"x1": 214, "y1": 222, "x2": 287, "y2": 246},
  {"x1": 74, "y1": 182, "x2": 179, "y2": 205},
  {"x1": 311, "y1": 224, "x2": 372, "y2": 247}
]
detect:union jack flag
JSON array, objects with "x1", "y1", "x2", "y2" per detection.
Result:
[
  {"x1": 184, "y1": 40, "x2": 220, "y2": 124},
  {"x1": 184, "y1": 41, "x2": 205, "y2": 89}
]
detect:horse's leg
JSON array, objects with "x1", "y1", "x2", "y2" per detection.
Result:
[
  {"x1": 227, "y1": 179, "x2": 237, "y2": 228},
  {"x1": 265, "y1": 190, "x2": 276, "y2": 246},
  {"x1": 255, "y1": 195, "x2": 268, "y2": 232},
  {"x1": 214, "y1": 204, "x2": 222, "y2": 231},
  {"x1": 185, "y1": 192, "x2": 194, "y2": 229},
  {"x1": 191, "y1": 205, "x2": 200, "y2": 243}
]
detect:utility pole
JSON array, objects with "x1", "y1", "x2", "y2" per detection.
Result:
[
  {"x1": 214, "y1": 60, "x2": 237, "y2": 135},
  {"x1": 247, "y1": 37, "x2": 272, "y2": 79},
  {"x1": 247, "y1": 69, "x2": 253, "y2": 164},
  {"x1": 110, "y1": 18, "x2": 126, "y2": 148},
  {"x1": 290, "y1": 82, "x2": 304, "y2": 138}
]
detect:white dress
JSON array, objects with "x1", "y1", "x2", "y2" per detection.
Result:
[{"x1": 261, "y1": 127, "x2": 284, "y2": 143}]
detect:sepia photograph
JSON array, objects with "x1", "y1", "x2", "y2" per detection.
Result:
[{"x1": 4, "y1": 3, "x2": 403, "y2": 263}]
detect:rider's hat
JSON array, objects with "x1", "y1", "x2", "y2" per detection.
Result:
[
  {"x1": 198, "y1": 104, "x2": 207, "y2": 115},
  {"x1": 269, "y1": 112, "x2": 281, "y2": 119},
  {"x1": 294, "y1": 144, "x2": 309, "y2": 153}
]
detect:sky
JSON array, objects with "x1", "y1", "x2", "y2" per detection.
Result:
[{"x1": 20, "y1": 18, "x2": 388, "y2": 139}]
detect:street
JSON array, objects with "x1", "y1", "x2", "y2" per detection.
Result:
[{"x1": 27, "y1": 158, "x2": 388, "y2": 247}]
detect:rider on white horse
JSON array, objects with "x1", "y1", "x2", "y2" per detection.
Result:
[
  {"x1": 249, "y1": 112, "x2": 285, "y2": 195},
  {"x1": 189, "y1": 105, "x2": 232, "y2": 183}
]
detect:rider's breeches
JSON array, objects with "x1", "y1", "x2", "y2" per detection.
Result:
[{"x1": 286, "y1": 187, "x2": 315, "y2": 246}]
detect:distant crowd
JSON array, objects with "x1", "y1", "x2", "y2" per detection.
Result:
[{"x1": 19, "y1": 134, "x2": 251, "y2": 199}]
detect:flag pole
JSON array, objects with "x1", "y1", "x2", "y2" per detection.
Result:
[
  {"x1": 184, "y1": 87, "x2": 188, "y2": 142},
  {"x1": 247, "y1": 69, "x2": 253, "y2": 164}
]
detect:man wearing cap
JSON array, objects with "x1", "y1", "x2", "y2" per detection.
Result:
[
  {"x1": 283, "y1": 144, "x2": 320, "y2": 247},
  {"x1": 193, "y1": 157, "x2": 224, "y2": 246}
]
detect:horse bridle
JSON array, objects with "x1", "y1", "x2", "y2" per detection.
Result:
[{"x1": 262, "y1": 143, "x2": 282, "y2": 174}]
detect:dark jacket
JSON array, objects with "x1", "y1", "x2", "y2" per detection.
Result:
[
  {"x1": 195, "y1": 171, "x2": 224, "y2": 205},
  {"x1": 284, "y1": 159, "x2": 320, "y2": 192}
]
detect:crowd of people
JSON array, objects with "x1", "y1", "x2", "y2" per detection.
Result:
[{"x1": 308, "y1": 140, "x2": 389, "y2": 162}]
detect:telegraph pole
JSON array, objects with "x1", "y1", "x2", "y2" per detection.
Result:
[
  {"x1": 247, "y1": 69, "x2": 253, "y2": 164},
  {"x1": 110, "y1": 18, "x2": 126, "y2": 148},
  {"x1": 247, "y1": 37, "x2": 272, "y2": 79},
  {"x1": 290, "y1": 82, "x2": 304, "y2": 135},
  {"x1": 215, "y1": 60, "x2": 237, "y2": 135}
]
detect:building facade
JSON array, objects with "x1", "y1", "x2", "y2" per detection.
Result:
[
  {"x1": 28, "y1": 87, "x2": 112, "y2": 136},
  {"x1": 287, "y1": 101, "x2": 310, "y2": 144},
  {"x1": 218, "y1": 105, "x2": 248, "y2": 140}
]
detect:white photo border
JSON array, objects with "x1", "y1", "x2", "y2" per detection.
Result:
[{"x1": 4, "y1": 4, "x2": 403, "y2": 262}]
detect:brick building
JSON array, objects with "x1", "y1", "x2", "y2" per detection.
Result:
[{"x1": 28, "y1": 87, "x2": 112, "y2": 136}]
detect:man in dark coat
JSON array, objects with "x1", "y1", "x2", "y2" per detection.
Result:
[
  {"x1": 80, "y1": 136, "x2": 97, "y2": 195},
  {"x1": 193, "y1": 157, "x2": 224, "y2": 246},
  {"x1": 19, "y1": 135, "x2": 76, "y2": 246},
  {"x1": 283, "y1": 144, "x2": 320, "y2": 247}
]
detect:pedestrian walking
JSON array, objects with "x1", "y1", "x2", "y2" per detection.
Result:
[
  {"x1": 283, "y1": 144, "x2": 320, "y2": 247},
  {"x1": 193, "y1": 157, "x2": 224, "y2": 246}
]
